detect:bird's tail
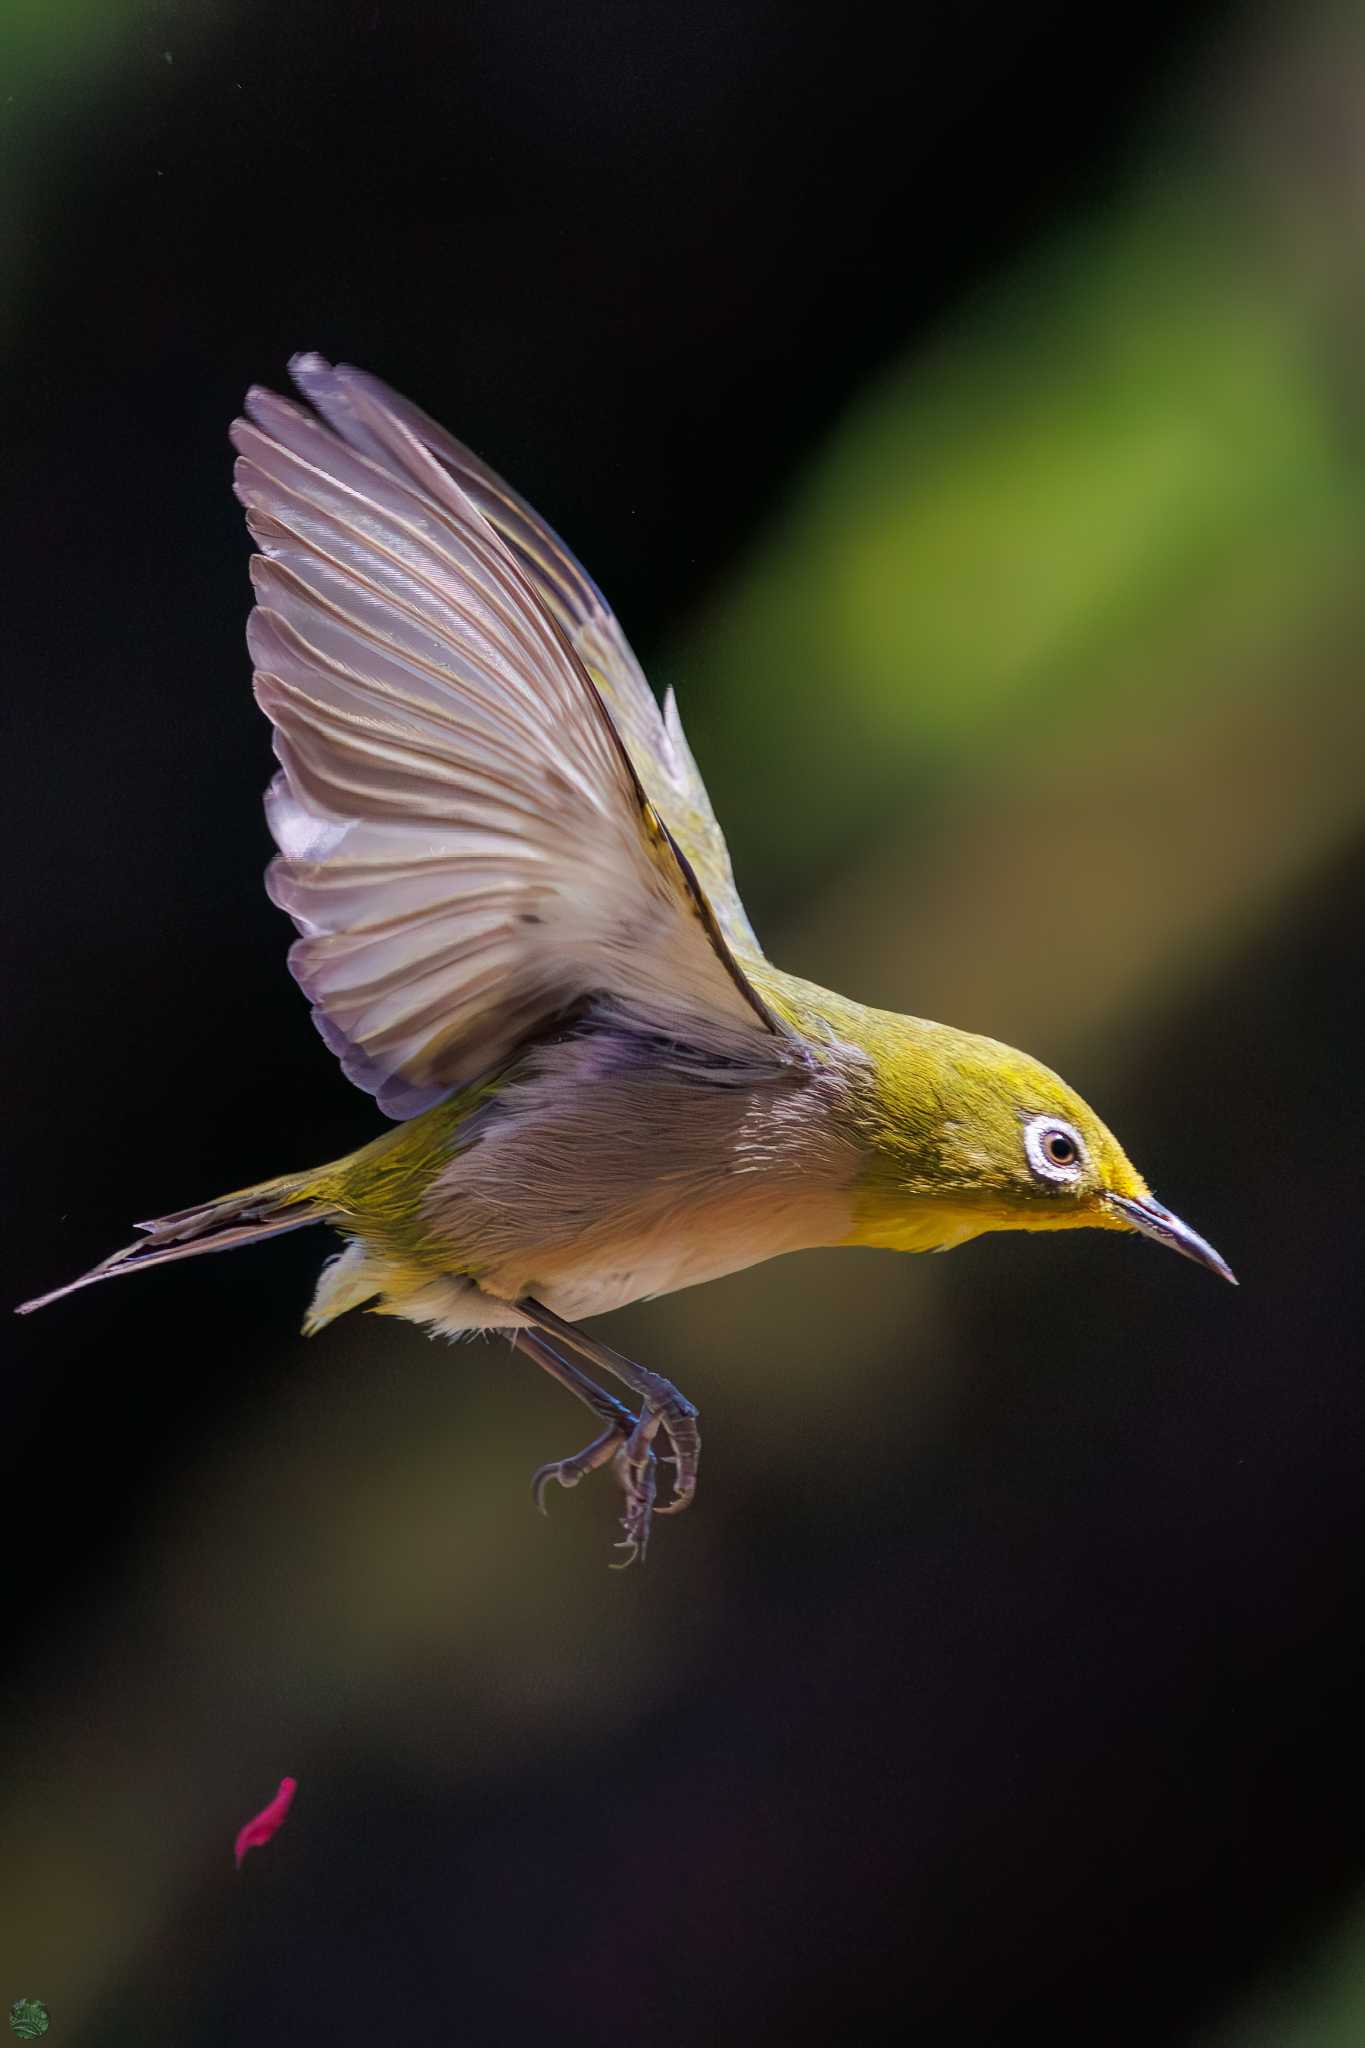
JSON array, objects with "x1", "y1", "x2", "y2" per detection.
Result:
[{"x1": 15, "y1": 1166, "x2": 332, "y2": 1316}]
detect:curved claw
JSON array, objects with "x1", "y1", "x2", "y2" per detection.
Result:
[
  {"x1": 530, "y1": 1423, "x2": 627, "y2": 1517},
  {"x1": 653, "y1": 1476, "x2": 697, "y2": 1518},
  {"x1": 530, "y1": 1459, "x2": 578, "y2": 1515}
]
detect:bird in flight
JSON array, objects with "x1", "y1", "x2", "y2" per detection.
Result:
[{"x1": 19, "y1": 355, "x2": 1234, "y2": 1562}]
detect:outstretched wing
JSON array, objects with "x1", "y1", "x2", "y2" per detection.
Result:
[
  {"x1": 288, "y1": 354, "x2": 764, "y2": 962},
  {"x1": 232, "y1": 359, "x2": 783, "y2": 1120}
]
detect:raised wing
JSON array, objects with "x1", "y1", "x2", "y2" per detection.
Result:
[
  {"x1": 232, "y1": 360, "x2": 782, "y2": 1119},
  {"x1": 288, "y1": 354, "x2": 764, "y2": 962}
]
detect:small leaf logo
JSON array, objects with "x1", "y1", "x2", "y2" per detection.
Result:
[{"x1": 8, "y1": 2000, "x2": 49, "y2": 2040}]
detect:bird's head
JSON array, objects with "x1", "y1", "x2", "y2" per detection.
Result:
[{"x1": 848, "y1": 1018, "x2": 1234, "y2": 1282}]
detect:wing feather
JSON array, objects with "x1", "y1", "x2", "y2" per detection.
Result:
[
  {"x1": 232, "y1": 360, "x2": 780, "y2": 1118},
  {"x1": 287, "y1": 354, "x2": 763, "y2": 960}
]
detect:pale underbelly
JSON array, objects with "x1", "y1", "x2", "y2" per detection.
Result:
[
  {"x1": 367, "y1": 1203, "x2": 836, "y2": 1338},
  {"x1": 513, "y1": 1230, "x2": 778, "y2": 1322}
]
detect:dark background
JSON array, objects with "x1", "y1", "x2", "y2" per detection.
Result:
[{"x1": 6, "y1": 2, "x2": 1365, "y2": 2041}]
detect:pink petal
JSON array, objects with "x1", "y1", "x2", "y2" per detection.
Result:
[{"x1": 233, "y1": 1775, "x2": 297, "y2": 1868}]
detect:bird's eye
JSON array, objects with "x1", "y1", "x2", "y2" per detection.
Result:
[{"x1": 1023, "y1": 1114, "x2": 1087, "y2": 1184}]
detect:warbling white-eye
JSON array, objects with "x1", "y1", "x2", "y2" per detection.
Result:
[{"x1": 19, "y1": 356, "x2": 1234, "y2": 1562}]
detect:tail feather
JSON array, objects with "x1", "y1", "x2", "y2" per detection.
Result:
[{"x1": 16, "y1": 1169, "x2": 329, "y2": 1315}]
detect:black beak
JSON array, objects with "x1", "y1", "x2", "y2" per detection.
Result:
[{"x1": 1108, "y1": 1194, "x2": 1237, "y2": 1286}]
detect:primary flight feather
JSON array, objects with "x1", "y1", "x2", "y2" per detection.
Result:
[{"x1": 19, "y1": 355, "x2": 1233, "y2": 1563}]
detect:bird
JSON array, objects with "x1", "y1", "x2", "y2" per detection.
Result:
[{"x1": 18, "y1": 353, "x2": 1234, "y2": 1563}]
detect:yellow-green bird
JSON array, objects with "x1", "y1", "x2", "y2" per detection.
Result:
[{"x1": 19, "y1": 355, "x2": 1234, "y2": 1561}]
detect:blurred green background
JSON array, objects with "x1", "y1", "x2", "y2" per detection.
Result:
[{"x1": 4, "y1": 1, "x2": 1365, "y2": 2040}]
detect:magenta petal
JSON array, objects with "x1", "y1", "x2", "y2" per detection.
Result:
[{"x1": 233, "y1": 1775, "x2": 298, "y2": 1868}]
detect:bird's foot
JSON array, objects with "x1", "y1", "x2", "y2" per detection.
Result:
[
  {"x1": 515, "y1": 1301, "x2": 702, "y2": 1566},
  {"x1": 530, "y1": 1420, "x2": 661, "y2": 1567}
]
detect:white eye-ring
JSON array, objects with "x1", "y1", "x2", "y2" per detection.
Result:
[{"x1": 1023, "y1": 1114, "x2": 1088, "y2": 1184}]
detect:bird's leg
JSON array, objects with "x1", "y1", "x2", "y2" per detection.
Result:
[
  {"x1": 510, "y1": 1327, "x2": 658, "y2": 1557},
  {"x1": 519, "y1": 1298, "x2": 700, "y2": 1563}
]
